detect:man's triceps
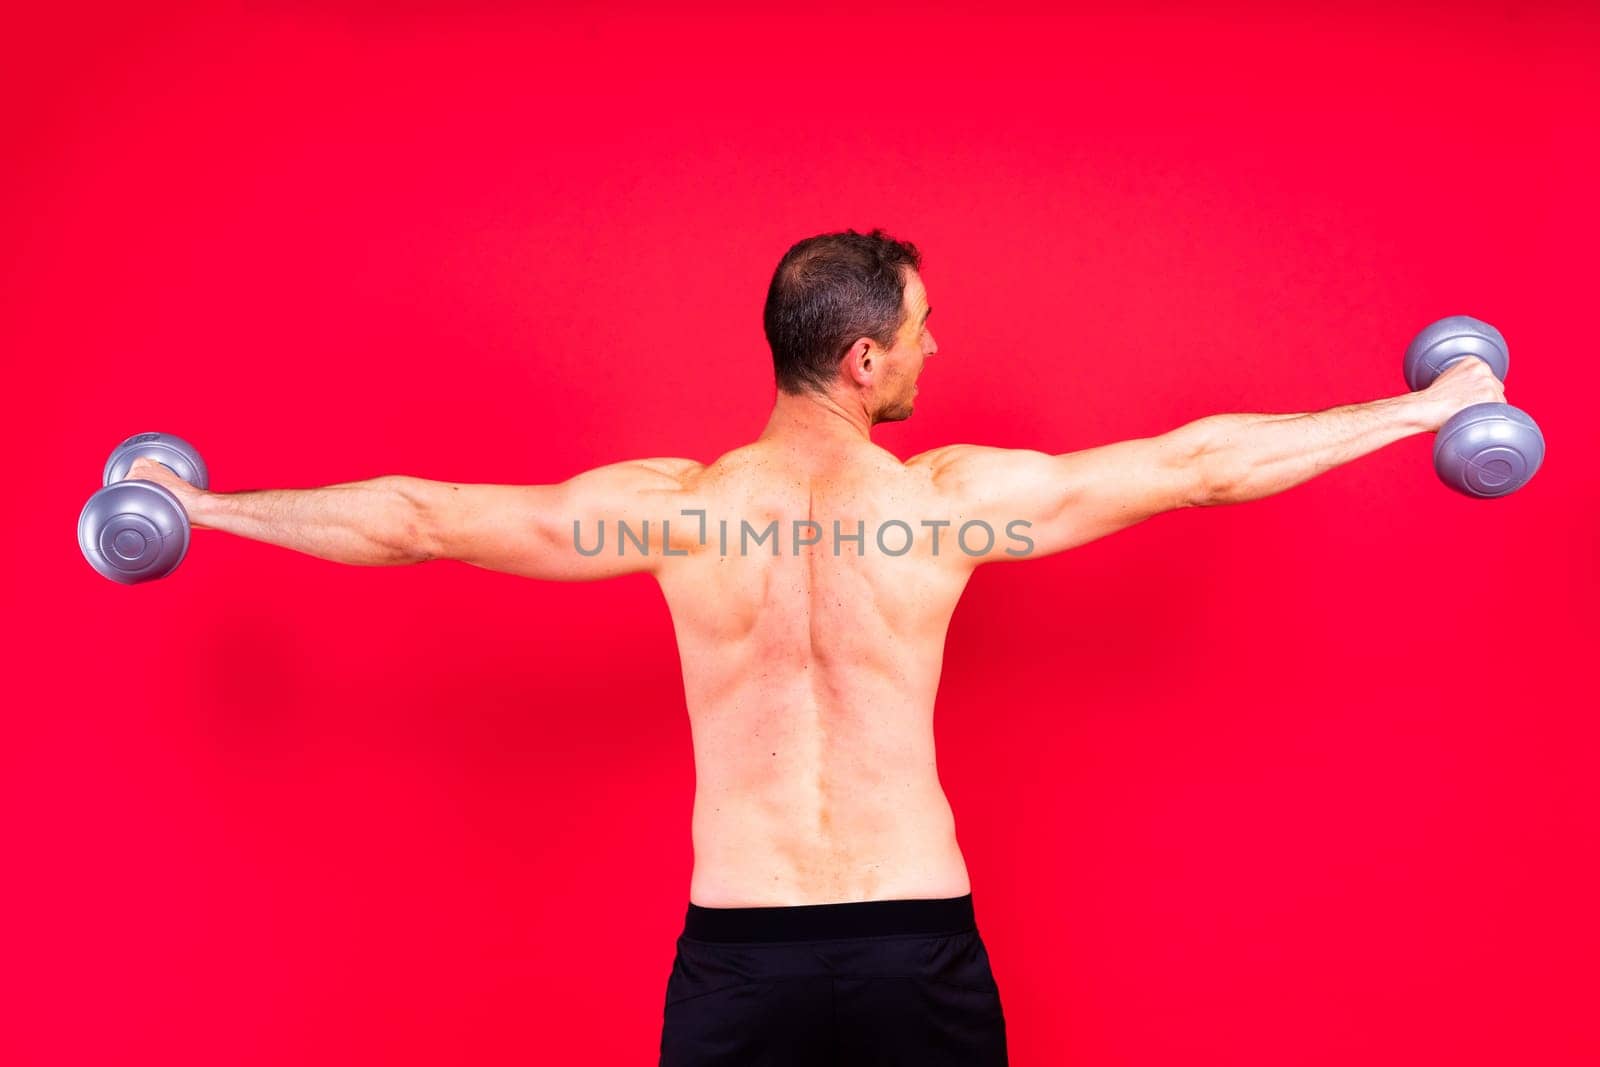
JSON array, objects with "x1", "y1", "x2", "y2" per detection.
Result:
[
  {"x1": 398, "y1": 477, "x2": 565, "y2": 574},
  {"x1": 943, "y1": 431, "x2": 1210, "y2": 563},
  {"x1": 407, "y1": 460, "x2": 701, "y2": 580}
]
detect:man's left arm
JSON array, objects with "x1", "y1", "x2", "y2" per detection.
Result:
[
  {"x1": 400, "y1": 457, "x2": 704, "y2": 580},
  {"x1": 125, "y1": 457, "x2": 429, "y2": 568},
  {"x1": 134, "y1": 455, "x2": 702, "y2": 577}
]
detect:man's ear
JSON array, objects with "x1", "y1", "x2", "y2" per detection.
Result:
[{"x1": 843, "y1": 338, "x2": 875, "y2": 386}]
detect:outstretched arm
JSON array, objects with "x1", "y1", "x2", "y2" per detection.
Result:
[
  {"x1": 404, "y1": 457, "x2": 705, "y2": 580},
  {"x1": 916, "y1": 389, "x2": 1438, "y2": 564},
  {"x1": 170, "y1": 471, "x2": 429, "y2": 567},
  {"x1": 911, "y1": 426, "x2": 1212, "y2": 564},
  {"x1": 1195, "y1": 392, "x2": 1436, "y2": 506},
  {"x1": 164, "y1": 457, "x2": 703, "y2": 579}
]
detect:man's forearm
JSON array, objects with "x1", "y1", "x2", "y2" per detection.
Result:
[
  {"x1": 187, "y1": 476, "x2": 427, "y2": 566},
  {"x1": 1195, "y1": 393, "x2": 1435, "y2": 506}
]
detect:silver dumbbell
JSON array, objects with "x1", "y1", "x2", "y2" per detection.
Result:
[{"x1": 78, "y1": 432, "x2": 208, "y2": 584}]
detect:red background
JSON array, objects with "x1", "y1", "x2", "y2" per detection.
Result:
[{"x1": 5, "y1": 2, "x2": 1597, "y2": 1063}]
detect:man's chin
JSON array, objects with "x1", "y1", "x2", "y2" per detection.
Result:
[{"x1": 869, "y1": 387, "x2": 920, "y2": 425}]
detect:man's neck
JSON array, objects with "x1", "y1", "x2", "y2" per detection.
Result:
[{"x1": 759, "y1": 387, "x2": 875, "y2": 448}]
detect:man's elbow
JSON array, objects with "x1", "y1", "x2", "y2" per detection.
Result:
[
  {"x1": 1191, "y1": 459, "x2": 1230, "y2": 507},
  {"x1": 1163, "y1": 421, "x2": 1225, "y2": 508},
  {"x1": 387, "y1": 476, "x2": 445, "y2": 562}
]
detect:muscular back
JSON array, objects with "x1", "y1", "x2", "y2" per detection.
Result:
[
  {"x1": 655, "y1": 439, "x2": 975, "y2": 906},
  {"x1": 417, "y1": 416, "x2": 1209, "y2": 906}
]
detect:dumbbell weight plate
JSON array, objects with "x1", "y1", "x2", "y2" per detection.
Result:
[
  {"x1": 1403, "y1": 315, "x2": 1509, "y2": 392},
  {"x1": 1434, "y1": 402, "x2": 1545, "y2": 499},
  {"x1": 78, "y1": 479, "x2": 192, "y2": 584},
  {"x1": 102, "y1": 431, "x2": 210, "y2": 489}
]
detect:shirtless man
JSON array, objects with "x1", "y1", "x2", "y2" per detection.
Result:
[{"x1": 128, "y1": 228, "x2": 1505, "y2": 1065}]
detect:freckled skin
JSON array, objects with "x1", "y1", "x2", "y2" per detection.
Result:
[
  {"x1": 425, "y1": 266, "x2": 1200, "y2": 907},
  {"x1": 652, "y1": 271, "x2": 967, "y2": 907}
]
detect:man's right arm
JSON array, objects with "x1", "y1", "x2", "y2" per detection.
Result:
[
  {"x1": 1195, "y1": 392, "x2": 1436, "y2": 506},
  {"x1": 917, "y1": 387, "x2": 1455, "y2": 564}
]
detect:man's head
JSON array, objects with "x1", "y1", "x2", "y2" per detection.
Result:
[{"x1": 763, "y1": 228, "x2": 938, "y2": 423}]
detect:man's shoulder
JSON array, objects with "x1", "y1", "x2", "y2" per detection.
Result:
[
  {"x1": 631, "y1": 456, "x2": 709, "y2": 483},
  {"x1": 904, "y1": 443, "x2": 964, "y2": 472},
  {"x1": 904, "y1": 443, "x2": 1018, "y2": 481},
  {"x1": 586, "y1": 457, "x2": 707, "y2": 500}
]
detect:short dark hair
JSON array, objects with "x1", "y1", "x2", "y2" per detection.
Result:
[{"x1": 762, "y1": 228, "x2": 923, "y2": 395}]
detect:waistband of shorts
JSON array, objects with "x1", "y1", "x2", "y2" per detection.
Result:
[{"x1": 682, "y1": 893, "x2": 976, "y2": 943}]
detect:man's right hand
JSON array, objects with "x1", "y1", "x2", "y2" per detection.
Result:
[{"x1": 1418, "y1": 357, "x2": 1507, "y2": 433}]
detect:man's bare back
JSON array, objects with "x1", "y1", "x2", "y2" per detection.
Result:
[{"x1": 656, "y1": 434, "x2": 977, "y2": 907}]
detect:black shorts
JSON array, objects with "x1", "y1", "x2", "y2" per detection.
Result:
[{"x1": 659, "y1": 893, "x2": 1007, "y2": 1066}]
